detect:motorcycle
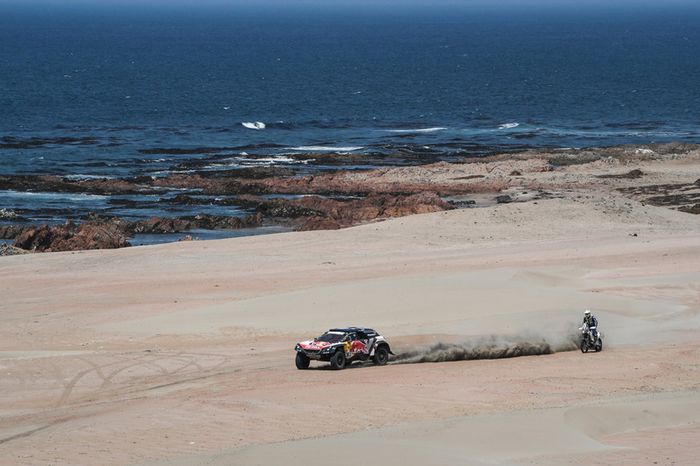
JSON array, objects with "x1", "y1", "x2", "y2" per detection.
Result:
[{"x1": 579, "y1": 323, "x2": 603, "y2": 353}]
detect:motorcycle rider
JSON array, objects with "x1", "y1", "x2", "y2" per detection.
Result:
[{"x1": 582, "y1": 309, "x2": 599, "y2": 341}]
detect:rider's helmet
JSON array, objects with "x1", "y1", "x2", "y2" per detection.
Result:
[{"x1": 584, "y1": 309, "x2": 591, "y2": 316}]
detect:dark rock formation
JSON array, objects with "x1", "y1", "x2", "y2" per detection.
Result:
[
  {"x1": 0, "y1": 244, "x2": 28, "y2": 256},
  {"x1": 287, "y1": 192, "x2": 454, "y2": 231},
  {"x1": 0, "y1": 224, "x2": 26, "y2": 240},
  {"x1": 0, "y1": 136, "x2": 100, "y2": 149},
  {"x1": 679, "y1": 204, "x2": 700, "y2": 214},
  {"x1": 9, "y1": 212, "x2": 262, "y2": 252},
  {"x1": 0, "y1": 175, "x2": 158, "y2": 196},
  {"x1": 598, "y1": 169, "x2": 644, "y2": 179},
  {"x1": 131, "y1": 213, "x2": 262, "y2": 234},
  {"x1": 13, "y1": 222, "x2": 129, "y2": 252}
]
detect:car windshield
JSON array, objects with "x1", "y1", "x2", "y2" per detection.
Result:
[{"x1": 316, "y1": 332, "x2": 345, "y2": 343}]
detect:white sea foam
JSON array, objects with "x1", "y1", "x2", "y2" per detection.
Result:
[
  {"x1": 498, "y1": 122, "x2": 520, "y2": 130},
  {"x1": 63, "y1": 174, "x2": 115, "y2": 181},
  {"x1": 0, "y1": 190, "x2": 107, "y2": 201},
  {"x1": 204, "y1": 155, "x2": 309, "y2": 169},
  {"x1": 0, "y1": 208, "x2": 18, "y2": 219},
  {"x1": 238, "y1": 156, "x2": 298, "y2": 164},
  {"x1": 383, "y1": 127, "x2": 447, "y2": 133},
  {"x1": 242, "y1": 121, "x2": 266, "y2": 130},
  {"x1": 286, "y1": 146, "x2": 364, "y2": 152}
]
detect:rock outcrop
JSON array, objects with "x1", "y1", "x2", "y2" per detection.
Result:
[
  {"x1": 9, "y1": 213, "x2": 264, "y2": 252},
  {"x1": 131, "y1": 213, "x2": 262, "y2": 234},
  {"x1": 257, "y1": 192, "x2": 454, "y2": 230},
  {"x1": 13, "y1": 222, "x2": 129, "y2": 252}
]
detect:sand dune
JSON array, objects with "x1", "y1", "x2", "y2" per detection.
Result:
[
  {"x1": 183, "y1": 392, "x2": 699, "y2": 466},
  {"x1": 1, "y1": 160, "x2": 699, "y2": 465}
]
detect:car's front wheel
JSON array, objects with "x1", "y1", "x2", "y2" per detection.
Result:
[
  {"x1": 330, "y1": 351, "x2": 346, "y2": 370},
  {"x1": 373, "y1": 345, "x2": 389, "y2": 365},
  {"x1": 295, "y1": 352, "x2": 310, "y2": 370}
]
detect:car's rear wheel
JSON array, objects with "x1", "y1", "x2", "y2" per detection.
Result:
[
  {"x1": 373, "y1": 345, "x2": 389, "y2": 365},
  {"x1": 295, "y1": 352, "x2": 310, "y2": 370},
  {"x1": 330, "y1": 351, "x2": 346, "y2": 370}
]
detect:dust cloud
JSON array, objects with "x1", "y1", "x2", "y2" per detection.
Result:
[{"x1": 393, "y1": 328, "x2": 580, "y2": 364}]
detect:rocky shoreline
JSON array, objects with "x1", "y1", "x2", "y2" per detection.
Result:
[{"x1": 1, "y1": 142, "x2": 699, "y2": 254}]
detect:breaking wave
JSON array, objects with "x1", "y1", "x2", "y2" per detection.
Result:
[
  {"x1": 286, "y1": 145, "x2": 364, "y2": 152},
  {"x1": 383, "y1": 127, "x2": 447, "y2": 134},
  {"x1": 242, "y1": 121, "x2": 266, "y2": 130},
  {"x1": 202, "y1": 155, "x2": 309, "y2": 168},
  {"x1": 498, "y1": 122, "x2": 520, "y2": 130},
  {"x1": 392, "y1": 330, "x2": 579, "y2": 364}
]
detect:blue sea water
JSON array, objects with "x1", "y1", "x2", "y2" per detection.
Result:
[{"x1": 1, "y1": 3, "x2": 699, "y2": 234}]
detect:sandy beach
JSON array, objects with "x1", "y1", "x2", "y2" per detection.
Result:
[{"x1": 1, "y1": 149, "x2": 699, "y2": 465}]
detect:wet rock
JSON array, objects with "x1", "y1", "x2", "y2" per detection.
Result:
[
  {"x1": 0, "y1": 136, "x2": 100, "y2": 149},
  {"x1": 163, "y1": 194, "x2": 242, "y2": 206},
  {"x1": 0, "y1": 244, "x2": 29, "y2": 256},
  {"x1": 177, "y1": 166, "x2": 295, "y2": 179},
  {"x1": 0, "y1": 175, "x2": 84, "y2": 193},
  {"x1": 13, "y1": 222, "x2": 129, "y2": 252},
  {"x1": 132, "y1": 213, "x2": 262, "y2": 234},
  {"x1": 255, "y1": 200, "x2": 324, "y2": 218},
  {"x1": 75, "y1": 177, "x2": 158, "y2": 195},
  {"x1": 9, "y1": 212, "x2": 264, "y2": 252},
  {"x1": 0, "y1": 174, "x2": 156, "y2": 195},
  {"x1": 165, "y1": 194, "x2": 211, "y2": 206},
  {"x1": 127, "y1": 175, "x2": 155, "y2": 184},
  {"x1": 152, "y1": 169, "x2": 489, "y2": 197},
  {"x1": 0, "y1": 224, "x2": 27, "y2": 240},
  {"x1": 107, "y1": 198, "x2": 140, "y2": 208},
  {"x1": 289, "y1": 192, "x2": 453, "y2": 231}
]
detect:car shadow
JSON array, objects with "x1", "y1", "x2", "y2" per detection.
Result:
[{"x1": 304, "y1": 361, "x2": 376, "y2": 371}]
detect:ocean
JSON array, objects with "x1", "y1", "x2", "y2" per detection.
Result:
[{"x1": 1, "y1": 3, "x2": 699, "y2": 240}]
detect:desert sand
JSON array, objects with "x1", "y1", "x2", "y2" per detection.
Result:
[{"x1": 1, "y1": 149, "x2": 699, "y2": 465}]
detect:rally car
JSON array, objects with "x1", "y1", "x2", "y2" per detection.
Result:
[{"x1": 294, "y1": 327, "x2": 393, "y2": 370}]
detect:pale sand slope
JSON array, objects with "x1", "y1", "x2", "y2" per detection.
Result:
[
  {"x1": 153, "y1": 392, "x2": 700, "y2": 466},
  {"x1": 0, "y1": 193, "x2": 699, "y2": 465}
]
